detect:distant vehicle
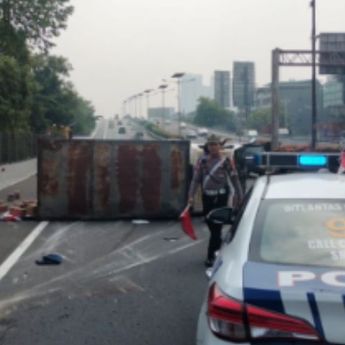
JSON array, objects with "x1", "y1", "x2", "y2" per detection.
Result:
[
  {"x1": 164, "y1": 120, "x2": 171, "y2": 125},
  {"x1": 185, "y1": 129, "x2": 197, "y2": 139},
  {"x1": 247, "y1": 129, "x2": 258, "y2": 138},
  {"x1": 134, "y1": 131, "x2": 144, "y2": 139},
  {"x1": 180, "y1": 122, "x2": 187, "y2": 129},
  {"x1": 278, "y1": 127, "x2": 290, "y2": 136},
  {"x1": 118, "y1": 126, "x2": 126, "y2": 134},
  {"x1": 197, "y1": 128, "x2": 208, "y2": 137}
]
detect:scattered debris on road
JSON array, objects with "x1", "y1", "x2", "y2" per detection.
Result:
[
  {"x1": 0, "y1": 196, "x2": 37, "y2": 221},
  {"x1": 35, "y1": 253, "x2": 63, "y2": 265},
  {"x1": 132, "y1": 219, "x2": 150, "y2": 225},
  {"x1": 163, "y1": 237, "x2": 179, "y2": 242}
]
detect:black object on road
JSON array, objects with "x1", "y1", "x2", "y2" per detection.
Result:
[{"x1": 36, "y1": 253, "x2": 63, "y2": 265}]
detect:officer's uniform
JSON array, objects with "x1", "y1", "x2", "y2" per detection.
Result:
[{"x1": 189, "y1": 148, "x2": 243, "y2": 266}]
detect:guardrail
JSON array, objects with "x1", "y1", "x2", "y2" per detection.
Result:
[{"x1": 0, "y1": 132, "x2": 37, "y2": 164}]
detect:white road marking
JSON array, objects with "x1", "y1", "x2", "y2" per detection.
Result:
[
  {"x1": 0, "y1": 221, "x2": 49, "y2": 281},
  {"x1": 108, "y1": 239, "x2": 204, "y2": 280}
]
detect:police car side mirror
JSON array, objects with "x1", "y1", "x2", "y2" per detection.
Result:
[{"x1": 207, "y1": 207, "x2": 233, "y2": 225}]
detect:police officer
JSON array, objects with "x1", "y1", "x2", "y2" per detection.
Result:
[{"x1": 188, "y1": 134, "x2": 244, "y2": 267}]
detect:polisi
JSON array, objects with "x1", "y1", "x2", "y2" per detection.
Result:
[{"x1": 278, "y1": 271, "x2": 345, "y2": 287}]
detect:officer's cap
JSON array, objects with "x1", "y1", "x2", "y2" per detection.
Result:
[{"x1": 206, "y1": 134, "x2": 221, "y2": 145}]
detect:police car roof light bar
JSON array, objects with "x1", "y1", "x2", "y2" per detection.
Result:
[{"x1": 252, "y1": 152, "x2": 339, "y2": 172}]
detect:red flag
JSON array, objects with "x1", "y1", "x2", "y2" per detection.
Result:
[{"x1": 180, "y1": 206, "x2": 197, "y2": 240}]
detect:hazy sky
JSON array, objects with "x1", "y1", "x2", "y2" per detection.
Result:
[{"x1": 52, "y1": 0, "x2": 345, "y2": 116}]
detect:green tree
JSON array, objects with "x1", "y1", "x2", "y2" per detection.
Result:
[
  {"x1": 30, "y1": 55, "x2": 72, "y2": 131},
  {"x1": 72, "y1": 97, "x2": 96, "y2": 135},
  {"x1": 0, "y1": 1, "x2": 96, "y2": 140},
  {"x1": 194, "y1": 97, "x2": 236, "y2": 131},
  {"x1": 30, "y1": 54, "x2": 96, "y2": 134},
  {"x1": 194, "y1": 97, "x2": 220, "y2": 127},
  {"x1": 0, "y1": 55, "x2": 33, "y2": 131},
  {"x1": 247, "y1": 108, "x2": 272, "y2": 133},
  {"x1": 247, "y1": 107, "x2": 286, "y2": 133},
  {"x1": 0, "y1": 0, "x2": 74, "y2": 52},
  {"x1": 0, "y1": 21, "x2": 29, "y2": 63}
]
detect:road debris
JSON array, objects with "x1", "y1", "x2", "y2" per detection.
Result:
[
  {"x1": 35, "y1": 254, "x2": 63, "y2": 265},
  {"x1": 132, "y1": 219, "x2": 150, "y2": 225},
  {"x1": 163, "y1": 237, "x2": 179, "y2": 242}
]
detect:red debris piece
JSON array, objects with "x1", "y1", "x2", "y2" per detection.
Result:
[{"x1": 1, "y1": 212, "x2": 21, "y2": 222}]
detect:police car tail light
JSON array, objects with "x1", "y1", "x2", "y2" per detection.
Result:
[
  {"x1": 247, "y1": 304, "x2": 320, "y2": 341},
  {"x1": 207, "y1": 284, "x2": 247, "y2": 341},
  {"x1": 207, "y1": 284, "x2": 320, "y2": 342}
]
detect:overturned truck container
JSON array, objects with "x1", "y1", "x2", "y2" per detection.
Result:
[{"x1": 38, "y1": 138, "x2": 190, "y2": 220}]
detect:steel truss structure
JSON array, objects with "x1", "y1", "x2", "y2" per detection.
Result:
[{"x1": 271, "y1": 49, "x2": 345, "y2": 149}]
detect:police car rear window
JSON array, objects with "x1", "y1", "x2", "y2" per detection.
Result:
[{"x1": 251, "y1": 200, "x2": 345, "y2": 268}]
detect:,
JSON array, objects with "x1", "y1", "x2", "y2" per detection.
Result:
[{"x1": 196, "y1": 161, "x2": 345, "y2": 345}]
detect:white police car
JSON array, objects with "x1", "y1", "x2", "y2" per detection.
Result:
[{"x1": 197, "y1": 153, "x2": 345, "y2": 345}]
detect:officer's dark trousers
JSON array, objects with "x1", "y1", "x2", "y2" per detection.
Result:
[{"x1": 202, "y1": 192, "x2": 229, "y2": 261}]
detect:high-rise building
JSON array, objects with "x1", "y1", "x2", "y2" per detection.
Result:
[
  {"x1": 214, "y1": 71, "x2": 231, "y2": 109},
  {"x1": 322, "y1": 77, "x2": 345, "y2": 135},
  {"x1": 323, "y1": 77, "x2": 345, "y2": 108},
  {"x1": 180, "y1": 73, "x2": 213, "y2": 115},
  {"x1": 255, "y1": 80, "x2": 323, "y2": 135},
  {"x1": 233, "y1": 62, "x2": 255, "y2": 113}
]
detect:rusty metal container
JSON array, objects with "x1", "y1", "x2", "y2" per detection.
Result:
[{"x1": 38, "y1": 139, "x2": 190, "y2": 219}]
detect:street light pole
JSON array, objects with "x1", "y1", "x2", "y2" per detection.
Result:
[
  {"x1": 144, "y1": 89, "x2": 154, "y2": 119},
  {"x1": 122, "y1": 100, "x2": 127, "y2": 117},
  {"x1": 311, "y1": 0, "x2": 317, "y2": 150},
  {"x1": 128, "y1": 97, "x2": 131, "y2": 116},
  {"x1": 133, "y1": 95, "x2": 138, "y2": 118},
  {"x1": 171, "y1": 72, "x2": 185, "y2": 137},
  {"x1": 137, "y1": 93, "x2": 143, "y2": 118},
  {"x1": 158, "y1": 84, "x2": 168, "y2": 126}
]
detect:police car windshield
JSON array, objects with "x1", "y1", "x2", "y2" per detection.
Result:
[{"x1": 252, "y1": 200, "x2": 345, "y2": 268}]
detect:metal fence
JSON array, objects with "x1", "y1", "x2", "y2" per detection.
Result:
[
  {"x1": 0, "y1": 132, "x2": 37, "y2": 164},
  {"x1": 38, "y1": 138, "x2": 190, "y2": 220}
]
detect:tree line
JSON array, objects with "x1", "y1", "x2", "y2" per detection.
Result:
[
  {"x1": 0, "y1": 0, "x2": 96, "y2": 135},
  {"x1": 190, "y1": 97, "x2": 287, "y2": 136}
]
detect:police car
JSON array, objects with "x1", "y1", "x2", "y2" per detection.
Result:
[{"x1": 197, "y1": 153, "x2": 345, "y2": 345}]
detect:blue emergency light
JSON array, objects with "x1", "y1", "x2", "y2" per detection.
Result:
[
  {"x1": 250, "y1": 152, "x2": 338, "y2": 172},
  {"x1": 298, "y1": 154, "x2": 328, "y2": 167}
]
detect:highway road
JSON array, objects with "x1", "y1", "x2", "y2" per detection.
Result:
[
  {"x1": 165, "y1": 119, "x2": 324, "y2": 147},
  {"x1": 0, "y1": 118, "x2": 211, "y2": 345}
]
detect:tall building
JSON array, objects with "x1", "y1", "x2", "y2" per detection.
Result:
[
  {"x1": 233, "y1": 62, "x2": 255, "y2": 114},
  {"x1": 323, "y1": 77, "x2": 345, "y2": 108},
  {"x1": 214, "y1": 71, "x2": 231, "y2": 109},
  {"x1": 255, "y1": 80, "x2": 323, "y2": 135},
  {"x1": 180, "y1": 73, "x2": 213, "y2": 115},
  {"x1": 322, "y1": 77, "x2": 345, "y2": 136}
]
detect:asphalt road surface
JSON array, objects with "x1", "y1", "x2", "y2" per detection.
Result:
[{"x1": 0, "y1": 119, "x2": 212, "y2": 345}]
